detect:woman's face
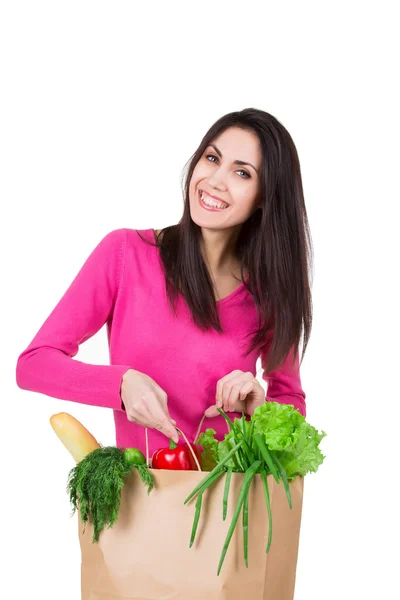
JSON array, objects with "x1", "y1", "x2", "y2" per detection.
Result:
[{"x1": 189, "y1": 126, "x2": 262, "y2": 231}]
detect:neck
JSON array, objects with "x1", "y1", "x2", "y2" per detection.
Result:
[{"x1": 199, "y1": 227, "x2": 241, "y2": 275}]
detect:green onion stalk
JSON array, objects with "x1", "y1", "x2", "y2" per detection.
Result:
[{"x1": 187, "y1": 403, "x2": 327, "y2": 575}]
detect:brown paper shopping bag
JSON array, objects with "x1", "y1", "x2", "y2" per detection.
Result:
[{"x1": 78, "y1": 466, "x2": 304, "y2": 600}]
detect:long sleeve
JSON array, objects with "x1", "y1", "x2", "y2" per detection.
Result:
[
  {"x1": 260, "y1": 342, "x2": 306, "y2": 417},
  {"x1": 16, "y1": 228, "x2": 132, "y2": 410}
]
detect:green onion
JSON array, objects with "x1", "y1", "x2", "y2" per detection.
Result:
[
  {"x1": 217, "y1": 409, "x2": 246, "y2": 471},
  {"x1": 272, "y1": 453, "x2": 292, "y2": 509},
  {"x1": 243, "y1": 489, "x2": 249, "y2": 567},
  {"x1": 260, "y1": 469, "x2": 273, "y2": 553},
  {"x1": 189, "y1": 470, "x2": 224, "y2": 547},
  {"x1": 239, "y1": 412, "x2": 256, "y2": 466},
  {"x1": 241, "y1": 413, "x2": 247, "y2": 444},
  {"x1": 253, "y1": 433, "x2": 280, "y2": 483},
  {"x1": 217, "y1": 460, "x2": 261, "y2": 576},
  {"x1": 248, "y1": 420, "x2": 255, "y2": 444},
  {"x1": 190, "y1": 493, "x2": 202, "y2": 548},
  {"x1": 184, "y1": 440, "x2": 244, "y2": 505},
  {"x1": 223, "y1": 467, "x2": 233, "y2": 521}
]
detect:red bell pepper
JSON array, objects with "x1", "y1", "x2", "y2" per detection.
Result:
[{"x1": 152, "y1": 439, "x2": 203, "y2": 470}]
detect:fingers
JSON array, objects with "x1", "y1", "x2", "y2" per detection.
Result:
[
  {"x1": 217, "y1": 371, "x2": 256, "y2": 413},
  {"x1": 154, "y1": 414, "x2": 179, "y2": 443},
  {"x1": 204, "y1": 405, "x2": 219, "y2": 419},
  {"x1": 216, "y1": 370, "x2": 242, "y2": 408},
  {"x1": 126, "y1": 390, "x2": 178, "y2": 443},
  {"x1": 238, "y1": 380, "x2": 255, "y2": 400},
  {"x1": 141, "y1": 409, "x2": 178, "y2": 444},
  {"x1": 152, "y1": 387, "x2": 179, "y2": 442}
]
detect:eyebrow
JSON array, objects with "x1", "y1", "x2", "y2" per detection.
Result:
[{"x1": 207, "y1": 144, "x2": 259, "y2": 175}]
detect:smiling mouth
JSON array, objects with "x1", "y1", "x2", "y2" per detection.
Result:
[{"x1": 198, "y1": 189, "x2": 230, "y2": 210}]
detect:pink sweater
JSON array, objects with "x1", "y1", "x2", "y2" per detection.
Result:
[{"x1": 16, "y1": 228, "x2": 306, "y2": 455}]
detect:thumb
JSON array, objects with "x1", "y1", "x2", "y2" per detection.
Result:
[{"x1": 204, "y1": 405, "x2": 219, "y2": 419}]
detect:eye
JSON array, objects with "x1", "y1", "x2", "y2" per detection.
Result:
[{"x1": 205, "y1": 154, "x2": 251, "y2": 179}]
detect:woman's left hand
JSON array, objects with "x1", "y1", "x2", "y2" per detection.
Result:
[{"x1": 204, "y1": 370, "x2": 266, "y2": 419}]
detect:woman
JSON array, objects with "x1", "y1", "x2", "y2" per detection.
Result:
[{"x1": 16, "y1": 107, "x2": 313, "y2": 455}]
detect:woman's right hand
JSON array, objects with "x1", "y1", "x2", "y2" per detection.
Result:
[{"x1": 120, "y1": 369, "x2": 179, "y2": 443}]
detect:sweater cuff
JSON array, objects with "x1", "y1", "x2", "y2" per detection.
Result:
[{"x1": 112, "y1": 365, "x2": 132, "y2": 411}]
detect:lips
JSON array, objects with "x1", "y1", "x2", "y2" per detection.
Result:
[
  {"x1": 199, "y1": 189, "x2": 229, "y2": 206},
  {"x1": 199, "y1": 189, "x2": 230, "y2": 210},
  {"x1": 198, "y1": 190, "x2": 229, "y2": 212},
  {"x1": 200, "y1": 189, "x2": 229, "y2": 206}
]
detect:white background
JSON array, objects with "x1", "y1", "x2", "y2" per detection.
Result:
[{"x1": 1, "y1": 1, "x2": 399, "y2": 598}]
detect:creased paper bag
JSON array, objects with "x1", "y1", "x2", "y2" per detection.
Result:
[{"x1": 78, "y1": 468, "x2": 304, "y2": 600}]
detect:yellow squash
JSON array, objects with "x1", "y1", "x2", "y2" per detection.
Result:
[{"x1": 50, "y1": 412, "x2": 100, "y2": 462}]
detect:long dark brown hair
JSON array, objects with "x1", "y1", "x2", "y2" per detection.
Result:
[{"x1": 137, "y1": 108, "x2": 313, "y2": 374}]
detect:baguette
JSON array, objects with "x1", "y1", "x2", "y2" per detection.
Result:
[{"x1": 50, "y1": 412, "x2": 100, "y2": 462}]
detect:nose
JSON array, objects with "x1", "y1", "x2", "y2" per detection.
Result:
[{"x1": 206, "y1": 167, "x2": 228, "y2": 191}]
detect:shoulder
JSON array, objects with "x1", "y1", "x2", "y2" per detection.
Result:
[
  {"x1": 90, "y1": 228, "x2": 156, "y2": 287},
  {"x1": 89, "y1": 228, "x2": 128, "y2": 265},
  {"x1": 96, "y1": 227, "x2": 155, "y2": 250},
  {"x1": 124, "y1": 228, "x2": 158, "y2": 252},
  {"x1": 108, "y1": 227, "x2": 158, "y2": 264},
  {"x1": 94, "y1": 227, "x2": 127, "y2": 245},
  {"x1": 94, "y1": 227, "x2": 162, "y2": 262}
]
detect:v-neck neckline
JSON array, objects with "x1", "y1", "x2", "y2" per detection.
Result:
[
  {"x1": 150, "y1": 228, "x2": 249, "y2": 305},
  {"x1": 215, "y1": 274, "x2": 250, "y2": 304}
]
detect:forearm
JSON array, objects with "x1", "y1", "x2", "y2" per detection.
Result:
[{"x1": 16, "y1": 346, "x2": 131, "y2": 410}]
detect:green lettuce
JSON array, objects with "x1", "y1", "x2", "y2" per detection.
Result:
[
  {"x1": 278, "y1": 419, "x2": 327, "y2": 480},
  {"x1": 197, "y1": 428, "x2": 219, "y2": 471},
  {"x1": 218, "y1": 418, "x2": 253, "y2": 470},
  {"x1": 216, "y1": 432, "x2": 241, "y2": 471},
  {"x1": 253, "y1": 401, "x2": 326, "y2": 479},
  {"x1": 200, "y1": 418, "x2": 252, "y2": 472},
  {"x1": 199, "y1": 402, "x2": 326, "y2": 480},
  {"x1": 252, "y1": 402, "x2": 305, "y2": 450}
]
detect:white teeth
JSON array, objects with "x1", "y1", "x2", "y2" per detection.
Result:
[{"x1": 200, "y1": 191, "x2": 228, "y2": 209}]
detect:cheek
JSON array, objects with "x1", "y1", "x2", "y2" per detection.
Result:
[
  {"x1": 193, "y1": 161, "x2": 210, "y2": 181},
  {"x1": 189, "y1": 179, "x2": 199, "y2": 202},
  {"x1": 236, "y1": 189, "x2": 258, "y2": 211},
  {"x1": 189, "y1": 167, "x2": 207, "y2": 196},
  {"x1": 236, "y1": 198, "x2": 260, "y2": 219}
]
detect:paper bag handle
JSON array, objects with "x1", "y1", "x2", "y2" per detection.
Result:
[
  {"x1": 145, "y1": 415, "x2": 206, "y2": 472},
  {"x1": 175, "y1": 427, "x2": 202, "y2": 472}
]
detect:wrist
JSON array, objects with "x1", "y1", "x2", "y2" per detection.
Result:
[
  {"x1": 121, "y1": 368, "x2": 138, "y2": 387},
  {"x1": 120, "y1": 369, "x2": 136, "y2": 410}
]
